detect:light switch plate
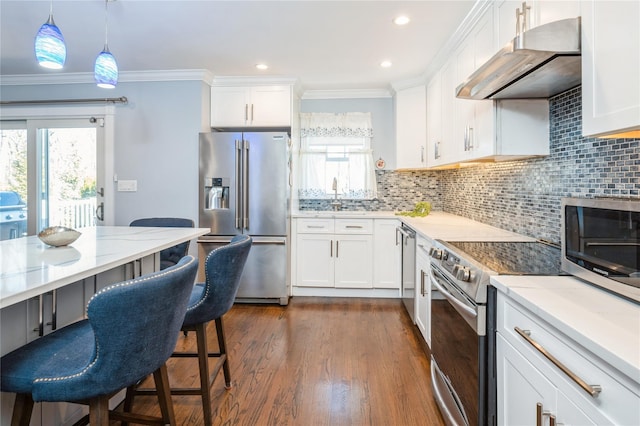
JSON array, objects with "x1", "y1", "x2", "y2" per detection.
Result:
[{"x1": 117, "y1": 180, "x2": 137, "y2": 192}]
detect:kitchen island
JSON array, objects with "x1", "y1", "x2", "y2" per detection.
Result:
[
  {"x1": 1, "y1": 225, "x2": 209, "y2": 309},
  {"x1": 0, "y1": 225, "x2": 208, "y2": 426}
]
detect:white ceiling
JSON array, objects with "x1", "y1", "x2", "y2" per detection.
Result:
[{"x1": 0, "y1": 0, "x2": 475, "y2": 93}]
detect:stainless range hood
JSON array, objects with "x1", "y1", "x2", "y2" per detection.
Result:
[{"x1": 456, "y1": 17, "x2": 581, "y2": 100}]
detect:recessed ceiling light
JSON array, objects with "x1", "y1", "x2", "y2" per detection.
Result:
[
  {"x1": 393, "y1": 16, "x2": 410, "y2": 26},
  {"x1": 256, "y1": 63, "x2": 268, "y2": 70},
  {"x1": 380, "y1": 60, "x2": 392, "y2": 68}
]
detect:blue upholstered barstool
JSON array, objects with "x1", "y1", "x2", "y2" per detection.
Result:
[
  {"x1": 127, "y1": 234, "x2": 251, "y2": 426},
  {"x1": 130, "y1": 217, "x2": 195, "y2": 270},
  {"x1": 0, "y1": 255, "x2": 199, "y2": 426}
]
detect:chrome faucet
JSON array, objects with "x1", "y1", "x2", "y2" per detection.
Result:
[{"x1": 330, "y1": 177, "x2": 342, "y2": 211}]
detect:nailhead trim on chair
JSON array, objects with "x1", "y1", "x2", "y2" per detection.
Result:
[
  {"x1": 186, "y1": 241, "x2": 238, "y2": 313},
  {"x1": 33, "y1": 257, "x2": 197, "y2": 385}
]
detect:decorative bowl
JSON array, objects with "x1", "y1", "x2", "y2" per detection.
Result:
[{"x1": 38, "y1": 226, "x2": 81, "y2": 247}]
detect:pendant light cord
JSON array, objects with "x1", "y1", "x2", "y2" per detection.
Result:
[{"x1": 104, "y1": 0, "x2": 109, "y2": 49}]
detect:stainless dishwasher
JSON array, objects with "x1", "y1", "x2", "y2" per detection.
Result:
[{"x1": 396, "y1": 224, "x2": 416, "y2": 322}]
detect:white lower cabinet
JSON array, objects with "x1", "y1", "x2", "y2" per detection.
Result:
[
  {"x1": 372, "y1": 219, "x2": 401, "y2": 289},
  {"x1": 415, "y1": 236, "x2": 433, "y2": 346},
  {"x1": 293, "y1": 218, "x2": 373, "y2": 289},
  {"x1": 496, "y1": 289, "x2": 639, "y2": 426}
]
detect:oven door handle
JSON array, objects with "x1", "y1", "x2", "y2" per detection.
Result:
[{"x1": 430, "y1": 272, "x2": 477, "y2": 324}]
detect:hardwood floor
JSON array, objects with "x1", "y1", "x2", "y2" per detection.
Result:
[{"x1": 128, "y1": 297, "x2": 445, "y2": 426}]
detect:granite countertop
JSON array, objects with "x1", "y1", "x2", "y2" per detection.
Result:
[
  {"x1": 0, "y1": 226, "x2": 209, "y2": 309},
  {"x1": 491, "y1": 275, "x2": 640, "y2": 383},
  {"x1": 292, "y1": 210, "x2": 535, "y2": 242}
]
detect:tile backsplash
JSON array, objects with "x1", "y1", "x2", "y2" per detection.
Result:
[{"x1": 299, "y1": 87, "x2": 639, "y2": 244}]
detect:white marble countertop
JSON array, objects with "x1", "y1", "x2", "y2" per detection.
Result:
[
  {"x1": 0, "y1": 226, "x2": 209, "y2": 309},
  {"x1": 292, "y1": 210, "x2": 535, "y2": 242},
  {"x1": 491, "y1": 275, "x2": 640, "y2": 383}
]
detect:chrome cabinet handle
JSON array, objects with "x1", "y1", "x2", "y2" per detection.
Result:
[
  {"x1": 306, "y1": 225, "x2": 325, "y2": 229},
  {"x1": 420, "y1": 270, "x2": 426, "y2": 296},
  {"x1": 336, "y1": 240, "x2": 339, "y2": 257},
  {"x1": 515, "y1": 327, "x2": 602, "y2": 398},
  {"x1": 250, "y1": 104, "x2": 254, "y2": 123},
  {"x1": 468, "y1": 127, "x2": 474, "y2": 150},
  {"x1": 345, "y1": 225, "x2": 363, "y2": 229},
  {"x1": 330, "y1": 240, "x2": 333, "y2": 257},
  {"x1": 434, "y1": 141, "x2": 441, "y2": 159},
  {"x1": 420, "y1": 146, "x2": 425, "y2": 163},
  {"x1": 244, "y1": 104, "x2": 248, "y2": 122}
]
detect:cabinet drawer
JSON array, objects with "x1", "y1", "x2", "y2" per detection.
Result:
[
  {"x1": 296, "y1": 218, "x2": 334, "y2": 234},
  {"x1": 498, "y1": 294, "x2": 640, "y2": 425},
  {"x1": 335, "y1": 219, "x2": 373, "y2": 234}
]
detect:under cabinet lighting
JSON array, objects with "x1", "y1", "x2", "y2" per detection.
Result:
[
  {"x1": 256, "y1": 63, "x2": 269, "y2": 70},
  {"x1": 380, "y1": 61, "x2": 392, "y2": 68}
]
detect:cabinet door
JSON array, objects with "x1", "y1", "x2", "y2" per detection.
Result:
[
  {"x1": 415, "y1": 240, "x2": 433, "y2": 346},
  {"x1": 334, "y1": 235, "x2": 373, "y2": 289},
  {"x1": 395, "y1": 85, "x2": 427, "y2": 169},
  {"x1": 373, "y1": 220, "x2": 400, "y2": 289},
  {"x1": 437, "y1": 57, "x2": 457, "y2": 166},
  {"x1": 249, "y1": 86, "x2": 291, "y2": 127},
  {"x1": 295, "y1": 234, "x2": 334, "y2": 287},
  {"x1": 211, "y1": 86, "x2": 251, "y2": 127},
  {"x1": 582, "y1": 0, "x2": 640, "y2": 137},
  {"x1": 497, "y1": 334, "x2": 557, "y2": 426},
  {"x1": 426, "y1": 73, "x2": 443, "y2": 166}
]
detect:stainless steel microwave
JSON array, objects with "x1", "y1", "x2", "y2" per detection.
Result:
[{"x1": 561, "y1": 197, "x2": 640, "y2": 303}]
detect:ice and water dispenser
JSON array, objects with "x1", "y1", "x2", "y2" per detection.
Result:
[{"x1": 204, "y1": 177, "x2": 229, "y2": 209}]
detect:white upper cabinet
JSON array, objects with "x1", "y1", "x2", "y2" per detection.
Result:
[
  {"x1": 211, "y1": 85, "x2": 292, "y2": 128},
  {"x1": 426, "y1": 72, "x2": 443, "y2": 166},
  {"x1": 581, "y1": 0, "x2": 640, "y2": 138},
  {"x1": 395, "y1": 85, "x2": 427, "y2": 169},
  {"x1": 428, "y1": 6, "x2": 550, "y2": 168}
]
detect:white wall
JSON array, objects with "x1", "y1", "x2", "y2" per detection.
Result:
[{"x1": 1, "y1": 79, "x2": 210, "y2": 226}]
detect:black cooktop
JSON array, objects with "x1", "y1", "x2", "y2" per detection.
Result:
[{"x1": 445, "y1": 240, "x2": 565, "y2": 276}]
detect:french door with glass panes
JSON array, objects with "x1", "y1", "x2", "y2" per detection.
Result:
[{"x1": 0, "y1": 118, "x2": 106, "y2": 240}]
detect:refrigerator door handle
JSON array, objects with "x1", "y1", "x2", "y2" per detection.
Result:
[
  {"x1": 243, "y1": 139, "x2": 250, "y2": 230},
  {"x1": 235, "y1": 139, "x2": 242, "y2": 229}
]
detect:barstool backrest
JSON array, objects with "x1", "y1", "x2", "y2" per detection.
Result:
[
  {"x1": 183, "y1": 235, "x2": 252, "y2": 327},
  {"x1": 130, "y1": 217, "x2": 195, "y2": 269},
  {"x1": 33, "y1": 256, "x2": 198, "y2": 402}
]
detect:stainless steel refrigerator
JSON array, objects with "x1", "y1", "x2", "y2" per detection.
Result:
[{"x1": 198, "y1": 131, "x2": 290, "y2": 305}]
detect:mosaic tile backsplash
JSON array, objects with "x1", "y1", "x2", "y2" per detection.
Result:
[{"x1": 299, "y1": 87, "x2": 640, "y2": 244}]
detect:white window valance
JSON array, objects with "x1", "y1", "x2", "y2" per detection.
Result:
[
  {"x1": 298, "y1": 112, "x2": 377, "y2": 200},
  {"x1": 300, "y1": 112, "x2": 374, "y2": 138}
]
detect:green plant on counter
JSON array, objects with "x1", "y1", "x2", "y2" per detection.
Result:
[{"x1": 395, "y1": 201, "x2": 432, "y2": 217}]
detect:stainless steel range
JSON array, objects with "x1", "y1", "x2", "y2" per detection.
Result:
[{"x1": 428, "y1": 239, "x2": 563, "y2": 426}]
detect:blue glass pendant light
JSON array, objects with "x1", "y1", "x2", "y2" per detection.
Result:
[
  {"x1": 95, "y1": 0, "x2": 118, "y2": 88},
  {"x1": 34, "y1": 2, "x2": 66, "y2": 69}
]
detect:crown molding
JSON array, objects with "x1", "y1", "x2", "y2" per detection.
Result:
[
  {"x1": 0, "y1": 69, "x2": 214, "y2": 86},
  {"x1": 210, "y1": 75, "x2": 299, "y2": 87},
  {"x1": 301, "y1": 88, "x2": 393, "y2": 100}
]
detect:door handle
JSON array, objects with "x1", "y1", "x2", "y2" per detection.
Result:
[{"x1": 95, "y1": 202, "x2": 104, "y2": 221}]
